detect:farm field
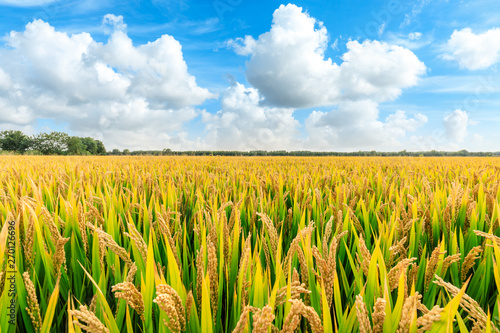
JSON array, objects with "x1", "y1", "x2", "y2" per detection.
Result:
[{"x1": 2, "y1": 156, "x2": 500, "y2": 332}]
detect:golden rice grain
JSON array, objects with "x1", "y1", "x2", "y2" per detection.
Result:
[
  {"x1": 112, "y1": 282, "x2": 145, "y2": 322},
  {"x1": 71, "y1": 305, "x2": 110, "y2": 333},
  {"x1": 23, "y1": 272, "x2": 42, "y2": 332}
]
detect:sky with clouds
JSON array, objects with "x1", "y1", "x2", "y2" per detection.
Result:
[{"x1": 0, "y1": 0, "x2": 499, "y2": 151}]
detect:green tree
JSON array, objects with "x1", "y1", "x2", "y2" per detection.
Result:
[
  {"x1": 81, "y1": 137, "x2": 98, "y2": 154},
  {"x1": 32, "y1": 132, "x2": 69, "y2": 155},
  {"x1": 67, "y1": 137, "x2": 87, "y2": 155},
  {"x1": 123, "y1": 149, "x2": 130, "y2": 155},
  {"x1": 95, "y1": 140, "x2": 106, "y2": 155},
  {"x1": 0, "y1": 130, "x2": 32, "y2": 153}
]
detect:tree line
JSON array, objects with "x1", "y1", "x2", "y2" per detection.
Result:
[
  {"x1": 109, "y1": 148, "x2": 498, "y2": 157},
  {"x1": 0, "y1": 130, "x2": 106, "y2": 155},
  {"x1": 1, "y1": 130, "x2": 497, "y2": 157}
]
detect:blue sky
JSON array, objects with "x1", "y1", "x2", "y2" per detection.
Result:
[{"x1": 0, "y1": 0, "x2": 499, "y2": 151}]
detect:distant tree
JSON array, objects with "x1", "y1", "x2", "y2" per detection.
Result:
[
  {"x1": 67, "y1": 137, "x2": 87, "y2": 155},
  {"x1": 32, "y1": 132, "x2": 69, "y2": 155},
  {"x1": 0, "y1": 130, "x2": 32, "y2": 153},
  {"x1": 0, "y1": 130, "x2": 104, "y2": 155},
  {"x1": 81, "y1": 137, "x2": 98, "y2": 155},
  {"x1": 123, "y1": 149, "x2": 130, "y2": 155},
  {"x1": 111, "y1": 148, "x2": 121, "y2": 155},
  {"x1": 95, "y1": 140, "x2": 106, "y2": 155}
]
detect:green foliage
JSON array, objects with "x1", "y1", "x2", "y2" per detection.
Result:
[
  {"x1": 0, "y1": 130, "x2": 32, "y2": 153},
  {"x1": 31, "y1": 131, "x2": 69, "y2": 155},
  {"x1": 7, "y1": 157, "x2": 500, "y2": 332},
  {"x1": 0, "y1": 129, "x2": 106, "y2": 155},
  {"x1": 67, "y1": 136, "x2": 87, "y2": 155},
  {"x1": 96, "y1": 140, "x2": 106, "y2": 155},
  {"x1": 81, "y1": 137, "x2": 98, "y2": 154}
]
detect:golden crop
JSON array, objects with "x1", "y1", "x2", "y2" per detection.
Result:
[{"x1": 2, "y1": 156, "x2": 500, "y2": 332}]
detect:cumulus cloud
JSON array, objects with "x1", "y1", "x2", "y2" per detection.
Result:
[
  {"x1": 443, "y1": 28, "x2": 500, "y2": 70},
  {"x1": 102, "y1": 14, "x2": 127, "y2": 33},
  {"x1": 443, "y1": 109, "x2": 469, "y2": 143},
  {"x1": 202, "y1": 85, "x2": 427, "y2": 151},
  {"x1": 304, "y1": 101, "x2": 427, "y2": 150},
  {"x1": 408, "y1": 110, "x2": 473, "y2": 151},
  {"x1": 339, "y1": 40, "x2": 426, "y2": 102},
  {"x1": 385, "y1": 110, "x2": 428, "y2": 132},
  {"x1": 224, "y1": 4, "x2": 427, "y2": 150},
  {"x1": 0, "y1": 5, "x2": 430, "y2": 152},
  {"x1": 202, "y1": 83, "x2": 299, "y2": 150},
  {"x1": 228, "y1": 4, "x2": 426, "y2": 109},
  {"x1": 0, "y1": 18, "x2": 215, "y2": 149}
]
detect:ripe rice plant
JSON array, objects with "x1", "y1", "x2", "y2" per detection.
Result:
[{"x1": 2, "y1": 155, "x2": 500, "y2": 332}]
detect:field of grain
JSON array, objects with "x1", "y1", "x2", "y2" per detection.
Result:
[{"x1": 2, "y1": 156, "x2": 500, "y2": 332}]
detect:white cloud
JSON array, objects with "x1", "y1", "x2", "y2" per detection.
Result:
[
  {"x1": 400, "y1": 0, "x2": 432, "y2": 28},
  {"x1": 224, "y1": 4, "x2": 427, "y2": 151},
  {"x1": 339, "y1": 40, "x2": 426, "y2": 102},
  {"x1": 201, "y1": 82, "x2": 429, "y2": 151},
  {"x1": 129, "y1": 17, "x2": 220, "y2": 36},
  {"x1": 0, "y1": 69, "x2": 11, "y2": 90},
  {"x1": 201, "y1": 85, "x2": 428, "y2": 151},
  {"x1": 0, "y1": 0, "x2": 57, "y2": 6},
  {"x1": 202, "y1": 83, "x2": 300, "y2": 150},
  {"x1": 0, "y1": 5, "x2": 432, "y2": 152},
  {"x1": 304, "y1": 101, "x2": 427, "y2": 150},
  {"x1": 228, "y1": 4, "x2": 426, "y2": 109},
  {"x1": 408, "y1": 32, "x2": 422, "y2": 41},
  {"x1": 443, "y1": 109, "x2": 469, "y2": 143},
  {"x1": 227, "y1": 4, "x2": 335, "y2": 108},
  {"x1": 443, "y1": 28, "x2": 500, "y2": 70},
  {"x1": 378, "y1": 23, "x2": 386, "y2": 37},
  {"x1": 0, "y1": 18, "x2": 215, "y2": 149},
  {"x1": 386, "y1": 32, "x2": 432, "y2": 50},
  {"x1": 102, "y1": 14, "x2": 127, "y2": 33},
  {"x1": 331, "y1": 38, "x2": 339, "y2": 50},
  {"x1": 385, "y1": 110, "x2": 428, "y2": 132}
]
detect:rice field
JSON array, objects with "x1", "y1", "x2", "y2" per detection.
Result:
[{"x1": 3, "y1": 156, "x2": 500, "y2": 332}]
